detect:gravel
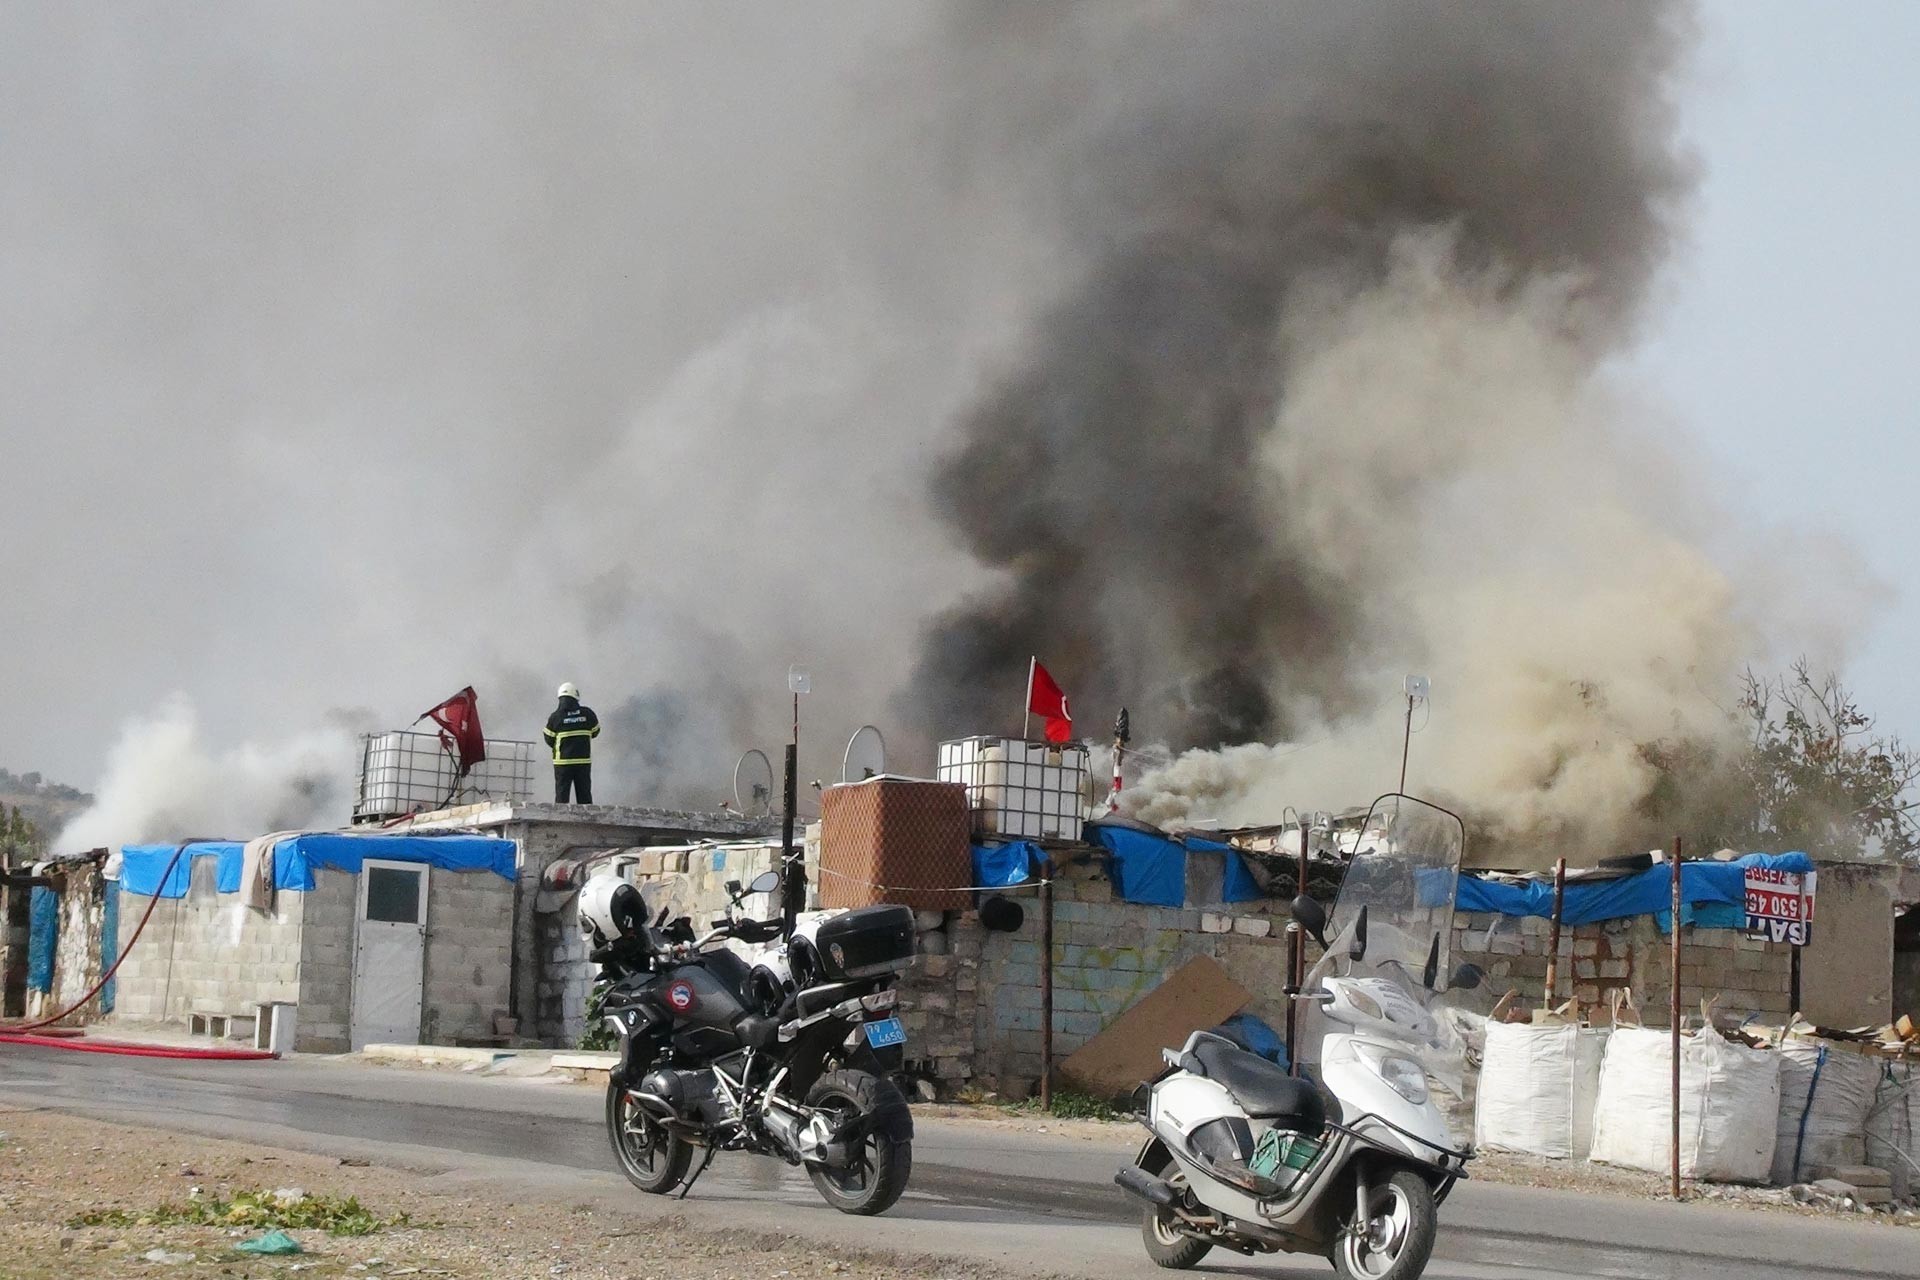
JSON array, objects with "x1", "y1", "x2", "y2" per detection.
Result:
[{"x1": 0, "y1": 1106, "x2": 1014, "y2": 1279}]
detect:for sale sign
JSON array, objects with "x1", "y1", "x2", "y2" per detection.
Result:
[{"x1": 1744, "y1": 866, "x2": 1816, "y2": 945}]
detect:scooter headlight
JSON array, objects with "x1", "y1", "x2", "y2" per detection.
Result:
[{"x1": 1352, "y1": 1042, "x2": 1429, "y2": 1105}]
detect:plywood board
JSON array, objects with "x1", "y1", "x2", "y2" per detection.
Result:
[{"x1": 1058, "y1": 954, "x2": 1252, "y2": 1099}]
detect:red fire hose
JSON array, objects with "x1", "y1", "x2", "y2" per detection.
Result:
[{"x1": 2, "y1": 840, "x2": 278, "y2": 1060}]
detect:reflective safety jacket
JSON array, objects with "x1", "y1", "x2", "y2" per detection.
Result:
[{"x1": 544, "y1": 698, "x2": 600, "y2": 765}]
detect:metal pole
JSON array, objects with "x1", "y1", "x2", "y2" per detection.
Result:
[
  {"x1": 1040, "y1": 855, "x2": 1055, "y2": 1110},
  {"x1": 1023, "y1": 656, "x2": 1036, "y2": 742},
  {"x1": 780, "y1": 692, "x2": 801, "y2": 929},
  {"x1": 1286, "y1": 823, "x2": 1310, "y2": 1077},
  {"x1": 1398, "y1": 694, "x2": 1414, "y2": 793},
  {"x1": 1544, "y1": 858, "x2": 1567, "y2": 1008},
  {"x1": 1670, "y1": 835, "x2": 1683, "y2": 1201}
]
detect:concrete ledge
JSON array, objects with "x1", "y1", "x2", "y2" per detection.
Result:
[
  {"x1": 550, "y1": 1052, "x2": 617, "y2": 1074},
  {"x1": 359, "y1": 1043, "x2": 505, "y2": 1068}
]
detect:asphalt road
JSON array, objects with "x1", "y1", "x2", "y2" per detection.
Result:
[{"x1": 0, "y1": 1046, "x2": 1910, "y2": 1280}]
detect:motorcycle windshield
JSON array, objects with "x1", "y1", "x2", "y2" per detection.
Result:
[{"x1": 1325, "y1": 793, "x2": 1466, "y2": 1002}]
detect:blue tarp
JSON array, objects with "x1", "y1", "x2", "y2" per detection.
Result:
[
  {"x1": 120, "y1": 833, "x2": 518, "y2": 898},
  {"x1": 1455, "y1": 852, "x2": 1814, "y2": 927},
  {"x1": 100, "y1": 881, "x2": 119, "y2": 1013},
  {"x1": 27, "y1": 886, "x2": 57, "y2": 993},
  {"x1": 1084, "y1": 825, "x2": 1265, "y2": 908},
  {"x1": 971, "y1": 841, "x2": 1043, "y2": 889}
]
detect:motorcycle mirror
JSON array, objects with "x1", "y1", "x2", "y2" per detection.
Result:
[
  {"x1": 1289, "y1": 895, "x2": 1328, "y2": 948},
  {"x1": 1350, "y1": 904, "x2": 1369, "y2": 961},
  {"x1": 1449, "y1": 962, "x2": 1484, "y2": 992},
  {"x1": 1422, "y1": 932, "x2": 1441, "y2": 991},
  {"x1": 747, "y1": 870, "x2": 781, "y2": 896}
]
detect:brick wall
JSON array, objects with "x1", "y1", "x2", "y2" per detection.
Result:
[
  {"x1": 1451, "y1": 909, "x2": 1794, "y2": 1025},
  {"x1": 294, "y1": 870, "x2": 356, "y2": 1052},
  {"x1": 38, "y1": 859, "x2": 109, "y2": 1024},
  {"x1": 420, "y1": 866, "x2": 516, "y2": 1045}
]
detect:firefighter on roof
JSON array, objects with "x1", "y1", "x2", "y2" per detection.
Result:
[{"x1": 545, "y1": 682, "x2": 600, "y2": 804}]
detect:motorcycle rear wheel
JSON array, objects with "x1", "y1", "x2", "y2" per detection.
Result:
[
  {"x1": 606, "y1": 1080, "x2": 693, "y2": 1195},
  {"x1": 804, "y1": 1069, "x2": 913, "y2": 1216},
  {"x1": 1332, "y1": 1169, "x2": 1437, "y2": 1280}
]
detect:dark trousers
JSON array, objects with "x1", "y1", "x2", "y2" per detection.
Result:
[{"x1": 554, "y1": 762, "x2": 593, "y2": 805}]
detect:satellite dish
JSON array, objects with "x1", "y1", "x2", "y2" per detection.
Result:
[
  {"x1": 843, "y1": 726, "x2": 886, "y2": 783},
  {"x1": 733, "y1": 749, "x2": 774, "y2": 817}
]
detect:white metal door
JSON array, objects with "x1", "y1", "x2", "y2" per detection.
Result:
[{"x1": 350, "y1": 860, "x2": 428, "y2": 1050}]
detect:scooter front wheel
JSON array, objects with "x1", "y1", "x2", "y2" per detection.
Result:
[{"x1": 1333, "y1": 1170, "x2": 1436, "y2": 1280}]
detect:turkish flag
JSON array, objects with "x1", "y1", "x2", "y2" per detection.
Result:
[
  {"x1": 1028, "y1": 662, "x2": 1074, "y2": 744},
  {"x1": 424, "y1": 686, "x2": 487, "y2": 776}
]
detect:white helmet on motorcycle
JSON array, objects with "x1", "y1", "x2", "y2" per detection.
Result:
[
  {"x1": 579, "y1": 873, "x2": 645, "y2": 946},
  {"x1": 557, "y1": 681, "x2": 580, "y2": 699}
]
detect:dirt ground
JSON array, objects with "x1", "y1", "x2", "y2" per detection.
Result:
[{"x1": 0, "y1": 1106, "x2": 1007, "y2": 1280}]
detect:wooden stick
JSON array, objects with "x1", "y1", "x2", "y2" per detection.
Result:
[
  {"x1": 1544, "y1": 857, "x2": 1567, "y2": 1006},
  {"x1": 1670, "y1": 835, "x2": 1683, "y2": 1201}
]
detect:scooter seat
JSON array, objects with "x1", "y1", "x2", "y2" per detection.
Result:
[{"x1": 1191, "y1": 1038, "x2": 1326, "y2": 1131}]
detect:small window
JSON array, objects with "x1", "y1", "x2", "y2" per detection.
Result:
[{"x1": 364, "y1": 866, "x2": 423, "y2": 924}]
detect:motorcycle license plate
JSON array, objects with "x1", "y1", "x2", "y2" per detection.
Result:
[{"x1": 863, "y1": 1017, "x2": 906, "y2": 1049}]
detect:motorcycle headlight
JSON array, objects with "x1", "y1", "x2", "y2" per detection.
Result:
[{"x1": 1352, "y1": 1042, "x2": 1429, "y2": 1105}]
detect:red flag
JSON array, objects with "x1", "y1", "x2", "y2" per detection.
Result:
[
  {"x1": 1028, "y1": 661, "x2": 1074, "y2": 744},
  {"x1": 423, "y1": 686, "x2": 486, "y2": 776}
]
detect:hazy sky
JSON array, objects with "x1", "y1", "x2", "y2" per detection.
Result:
[
  {"x1": 4, "y1": 3, "x2": 1918, "y2": 805},
  {"x1": 1625, "y1": 0, "x2": 1920, "y2": 738}
]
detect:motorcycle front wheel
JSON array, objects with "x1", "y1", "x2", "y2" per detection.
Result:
[
  {"x1": 1333, "y1": 1169, "x2": 1437, "y2": 1280},
  {"x1": 606, "y1": 1080, "x2": 692, "y2": 1195},
  {"x1": 804, "y1": 1068, "x2": 913, "y2": 1216}
]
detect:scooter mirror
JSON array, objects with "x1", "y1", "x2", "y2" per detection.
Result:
[
  {"x1": 1449, "y1": 962, "x2": 1484, "y2": 991},
  {"x1": 747, "y1": 870, "x2": 782, "y2": 895},
  {"x1": 1350, "y1": 904, "x2": 1369, "y2": 961},
  {"x1": 1289, "y1": 895, "x2": 1328, "y2": 948}
]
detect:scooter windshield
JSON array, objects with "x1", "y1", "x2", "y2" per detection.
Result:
[{"x1": 1326, "y1": 794, "x2": 1466, "y2": 999}]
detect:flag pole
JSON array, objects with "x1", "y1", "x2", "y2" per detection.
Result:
[{"x1": 1024, "y1": 656, "x2": 1036, "y2": 742}]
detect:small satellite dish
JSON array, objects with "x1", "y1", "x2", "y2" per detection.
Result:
[
  {"x1": 733, "y1": 749, "x2": 774, "y2": 818},
  {"x1": 843, "y1": 725, "x2": 886, "y2": 783}
]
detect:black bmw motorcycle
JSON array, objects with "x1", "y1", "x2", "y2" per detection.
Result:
[{"x1": 581, "y1": 869, "x2": 918, "y2": 1215}]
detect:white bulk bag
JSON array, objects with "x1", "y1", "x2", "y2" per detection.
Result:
[
  {"x1": 1867, "y1": 1061, "x2": 1917, "y2": 1201},
  {"x1": 1590, "y1": 1025, "x2": 1781, "y2": 1182},
  {"x1": 1474, "y1": 1022, "x2": 1608, "y2": 1160},
  {"x1": 1770, "y1": 1039, "x2": 1881, "y2": 1185}
]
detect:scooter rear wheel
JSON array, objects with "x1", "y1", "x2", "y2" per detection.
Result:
[
  {"x1": 1138, "y1": 1146, "x2": 1212, "y2": 1270},
  {"x1": 1333, "y1": 1170, "x2": 1437, "y2": 1280}
]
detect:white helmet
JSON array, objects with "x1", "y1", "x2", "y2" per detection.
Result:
[
  {"x1": 579, "y1": 873, "x2": 645, "y2": 945},
  {"x1": 557, "y1": 682, "x2": 580, "y2": 699}
]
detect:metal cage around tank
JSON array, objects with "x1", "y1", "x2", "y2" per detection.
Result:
[{"x1": 351, "y1": 730, "x2": 540, "y2": 823}]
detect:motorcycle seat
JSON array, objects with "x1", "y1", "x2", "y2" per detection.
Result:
[{"x1": 1191, "y1": 1037, "x2": 1326, "y2": 1131}]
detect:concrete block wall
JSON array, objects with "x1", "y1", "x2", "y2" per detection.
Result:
[
  {"x1": 1451, "y1": 910, "x2": 1793, "y2": 1025},
  {"x1": 421, "y1": 868, "x2": 516, "y2": 1045},
  {"x1": 293, "y1": 869, "x2": 358, "y2": 1052},
  {"x1": 907, "y1": 849, "x2": 1300, "y2": 1098},
  {"x1": 112, "y1": 882, "x2": 306, "y2": 1032}
]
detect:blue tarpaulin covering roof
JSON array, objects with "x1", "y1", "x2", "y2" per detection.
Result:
[
  {"x1": 27, "y1": 886, "x2": 57, "y2": 993},
  {"x1": 120, "y1": 833, "x2": 517, "y2": 899},
  {"x1": 1083, "y1": 823, "x2": 1265, "y2": 907},
  {"x1": 1454, "y1": 851, "x2": 1813, "y2": 928},
  {"x1": 971, "y1": 841, "x2": 1044, "y2": 890}
]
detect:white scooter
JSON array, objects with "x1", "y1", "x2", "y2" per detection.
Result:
[{"x1": 1116, "y1": 795, "x2": 1481, "y2": 1279}]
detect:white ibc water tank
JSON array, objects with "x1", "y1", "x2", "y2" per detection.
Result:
[{"x1": 936, "y1": 736, "x2": 1088, "y2": 841}]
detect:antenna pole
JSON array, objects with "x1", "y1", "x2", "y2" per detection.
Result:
[
  {"x1": 781, "y1": 693, "x2": 802, "y2": 930},
  {"x1": 1398, "y1": 692, "x2": 1414, "y2": 793}
]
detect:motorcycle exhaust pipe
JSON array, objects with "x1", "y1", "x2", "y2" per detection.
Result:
[{"x1": 1114, "y1": 1166, "x2": 1177, "y2": 1208}]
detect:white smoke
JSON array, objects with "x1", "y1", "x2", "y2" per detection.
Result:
[{"x1": 58, "y1": 697, "x2": 361, "y2": 851}]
